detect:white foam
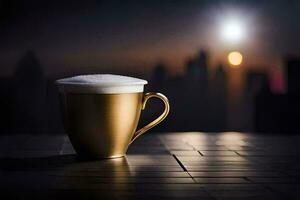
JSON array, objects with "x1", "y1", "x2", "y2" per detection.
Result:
[{"x1": 56, "y1": 74, "x2": 147, "y2": 94}]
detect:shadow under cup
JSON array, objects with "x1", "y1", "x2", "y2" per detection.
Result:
[{"x1": 58, "y1": 89, "x2": 169, "y2": 159}]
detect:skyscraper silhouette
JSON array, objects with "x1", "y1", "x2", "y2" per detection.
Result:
[
  {"x1": 286, "y1": 58, "x2": 300, "y2": 93},
  {"x1": 185, "y1": 50, "x2": 209, "y2": 91},
  {"x1": 13, "y1": 50, "x2": 46, "y2": 134},
  {"x1": 209, "y1": 64, "x2": 227, "y2": 130},
  {"x1": 151, "y1": 63, "x2": 167, "y2": 90}
]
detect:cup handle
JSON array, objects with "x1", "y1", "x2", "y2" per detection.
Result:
[{"x1": 130, "y1": 92, "x2": 170, "y2": 144}]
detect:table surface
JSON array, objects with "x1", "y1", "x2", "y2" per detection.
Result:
[{"x1": 1, "y1": 132, "x2": 300, "y2": 200}]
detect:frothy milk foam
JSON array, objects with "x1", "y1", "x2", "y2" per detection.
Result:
[{"x1": 56, "y1": 74, "x2": 148, "y2": 94}]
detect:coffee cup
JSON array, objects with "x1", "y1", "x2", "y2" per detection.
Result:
[{"x1": 56, "y1": 74, "x2": 169, "y2": 159}]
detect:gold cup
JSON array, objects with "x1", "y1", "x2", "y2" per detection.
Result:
[{"x1": 57, "y1": 75, "x2": 169, "y2": 159}]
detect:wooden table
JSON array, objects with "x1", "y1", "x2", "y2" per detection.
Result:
[{"x1": 1, "y1": 132, "x2": 300, "y2": 199}]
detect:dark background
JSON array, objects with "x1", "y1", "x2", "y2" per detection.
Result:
[{"x1": 0, "y1": 0, "x2": 299, "y2": 134}]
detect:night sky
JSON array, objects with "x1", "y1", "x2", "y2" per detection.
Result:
[{"x1": 0, "y1": 0, "x2": 299, "y2": 77}]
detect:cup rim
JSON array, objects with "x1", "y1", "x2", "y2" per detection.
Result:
[
  {"x1": 55, "y1": 74, "x2": 147, "y2": 94},
  {"x1": 55, "y1": 74, "x2": 148, "y2": 87}
]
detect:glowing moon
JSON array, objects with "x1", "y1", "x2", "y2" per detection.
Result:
[
  {"x1": 221, "y1": 20, "x2": 244, "y2": 43},
  {"x1": 228, "y1": 51, "x2": 243, "y2": 66}
]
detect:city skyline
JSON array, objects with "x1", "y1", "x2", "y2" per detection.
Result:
[{"x1": 0, "y1": 0, "x2": 299, "y2": 77}]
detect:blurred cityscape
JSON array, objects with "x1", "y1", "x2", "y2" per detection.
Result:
[{"x1": 0, "y1": 49, "x2": 298, "y2": 134}]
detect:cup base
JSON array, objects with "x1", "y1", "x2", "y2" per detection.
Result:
[
  {"x1": 105, "y1": 154, "x2": 126, "y2": 159},
  {"x1": 76, "y1": 154, "x2": 126, "y2": 160}
]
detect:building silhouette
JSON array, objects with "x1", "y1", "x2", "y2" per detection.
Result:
[
  {"x1": 255, "y1": 57, "x2": 300, "y2": 133},
  {"x1": 13, "y1": 50, "x2": 46, "y2": 134},
  {"x1": 0, "y1": 78, "x2": 13, "y2": 133},
  {"x1": 186, "y1": 50, "x2": 209, "y2": 91},
  {"x1": 209, "y1": 64, "x2": 227, "y2": 130},
  {"x1": 243, "y1": 71, "x2": 270, "y2": 131},
  {"x1": 151, "y1": 63, "x2": 167, "y2": 91},
  {"x1": 285, "y1": 57, "x2": 300, "y2": 93}
]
